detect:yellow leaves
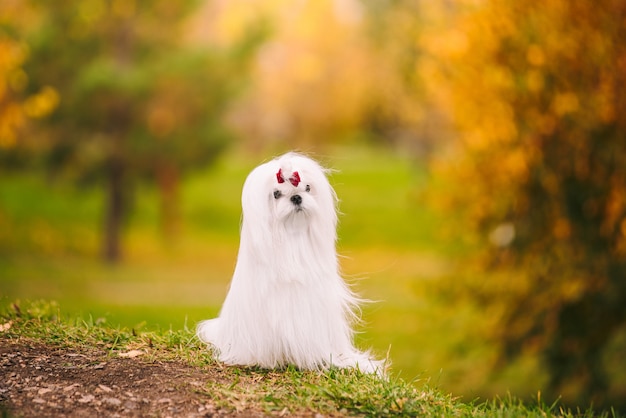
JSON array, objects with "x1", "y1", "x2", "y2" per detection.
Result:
[
  {"x1": 461, "y1": 101, "x2": 518, "y2": 151},
  {"x1": 559, "y1": 277, "x2": 585, "y2": 302},
  {"x1": 0, "y1": 35, "x2": 57, "y2": 148},
  {"x1": 78, "y1": 0, "x2": 106, "y2": 24},
  {"x1": 23, "y1": 86, "x2": 60, "y2": 119},
  {"x1": 0, "y1": 103, "x2": 24, "y2": 148},
  {"x1": 8, "y1": 68, "x2": 28, "y2": 93},
  {"x1": 292, "y1": 52, "x2": 323, "y2": 84},
  {"x1": 537, "y1": 114, "x2": 557, "y2": 136},
  {"x1": 596, "y1": 74, "x2": 616, "y2": 123},
  {"x1": 524, "y1": 47, "x2": 547, "y2": 92},
  {"x1": 191, "y1": 0, "x2": 270, "y2": 47},
  {"x1": 0, "y1": 39, "x2": 30, "y2": 104},
  {"x1": 0, "y1": 38, "x2": 29, "y2": 76},
  {"x1": 422, "y1": 28, "x2": 469, "y2": 59},
  {"x1": 221, "y1": 0, "x2": 378, "y2": 145},
  {"x1": 111, "y1": 0, "x2": 135, "y2": 19},
  {"x1": 525, "y1": 70, "x2": 544, "y2": 93},
  {"x1": 333, "y1": 0, "x2": 364, "y2": 26},
  {"x1": 551, "y1": 92, "x2": 579, "y2": 116},
  {"x1": 526, "y1": 45, "x2": 545, "y2": 67},
  {"x1": 216, "y1": 2, "x2": 260, "y2": 44},
  {"x1": 505, "y1": 149, "x2": 529, "y2": 180},
  {"x1": 553, "y1": 218, "x2": 571, "y2": 240}
]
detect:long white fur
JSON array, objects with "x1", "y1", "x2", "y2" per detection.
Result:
[{"x1": 197, "y1": 152, "x2": 382, "y2": 374}]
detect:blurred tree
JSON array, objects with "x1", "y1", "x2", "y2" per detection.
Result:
[
  {"x1": 190, "y1": 0, "x2": 438, "y2": 156},
  {"x1": 223, "y1": 0, "x2": 377, "y2": 150},
  {"x1": 0, "y1": 1, "x2": 59, "y2": 161},
  {"x1": 14, "y1": 0, "x2": 262, "y2": 262},
  {"x1": 361, "y1": 0, "x2": 441, "y2": 156},
  {"x1": 423, "y1": 0, "x2": 626, "y2": 406}
]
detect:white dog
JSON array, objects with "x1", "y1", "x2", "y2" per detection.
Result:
[{"x1": 197, "y1": 152, "x2": 382, "y2": 374}]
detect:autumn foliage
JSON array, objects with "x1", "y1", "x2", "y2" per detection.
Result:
[{"x1": 423, "y1": 0, "x2": 626, "y2": 406}]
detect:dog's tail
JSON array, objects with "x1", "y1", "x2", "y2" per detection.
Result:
[{"x1": 196, "y1": 318, "x2": 220, "y2": 345}]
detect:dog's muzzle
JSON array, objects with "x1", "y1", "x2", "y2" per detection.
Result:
[{"x1": 290, "y1": 195, "x2": 302, "y2": 206}]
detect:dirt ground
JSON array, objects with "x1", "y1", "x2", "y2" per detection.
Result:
[{"x1": 0, "y1": 340, "x2": 264, "y2": 418}]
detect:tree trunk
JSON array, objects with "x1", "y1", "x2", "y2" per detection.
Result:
[
  {"x1": 102, "y1": 17, "x2": 133, "y2": 263},
  {"x1": 157, "y1": 162, "x2": 180, "y2": 239},
  {"x1": 103, "y1": 156, "x2": 125, "y2": 263}
]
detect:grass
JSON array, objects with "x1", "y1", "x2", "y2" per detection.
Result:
[{"x1": 0, "y1": 300, "x2": 612, "y2": 417}]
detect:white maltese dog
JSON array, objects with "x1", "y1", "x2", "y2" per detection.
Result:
[{"x1": 197, "y1": 152, "x2": 382, "y2": 374}]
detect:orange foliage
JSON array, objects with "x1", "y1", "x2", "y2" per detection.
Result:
[{"x1": 423, "y1": 0, "x2": 626, "y2": 405}]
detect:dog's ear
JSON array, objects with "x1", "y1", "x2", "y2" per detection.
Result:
[
  {"x1": 290, "y1": 154, "x2": 339, "y2": 238},
  {"x1": 239, "y1": 160, "x2": 276, "y2": 259}
]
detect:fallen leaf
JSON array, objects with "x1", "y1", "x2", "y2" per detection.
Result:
[{"x1": 119, "y1": 350, "x2": 144, "y2": 358}]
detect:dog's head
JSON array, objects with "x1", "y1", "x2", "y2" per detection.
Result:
[{"x1": 240, "y1": 152, "x2": 337, "y2": 238}]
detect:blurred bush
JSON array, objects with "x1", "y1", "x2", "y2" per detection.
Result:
[{"x1": 422, "y1": 0, "x2": 626, "y2": 408}]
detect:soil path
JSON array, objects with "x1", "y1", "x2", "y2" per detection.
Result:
[{"x1": 0, "y1": 341, "x2": 254, "y2": 417}]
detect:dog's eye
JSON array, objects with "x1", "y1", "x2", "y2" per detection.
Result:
[
  {"x1": 273, "y1": 190, "x2": 282, "y2": 199},
  {"x1": 305, "y1": 185, "x2": 311, "y2": 192}
]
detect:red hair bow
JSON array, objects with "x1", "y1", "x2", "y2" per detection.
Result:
[{"x1": 276, "y1": 169, "x2": 301, "y2": 187}]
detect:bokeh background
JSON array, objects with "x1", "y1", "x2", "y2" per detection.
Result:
[{"x1": 2, "y1": 0, "x2": 625, "y2": 411}]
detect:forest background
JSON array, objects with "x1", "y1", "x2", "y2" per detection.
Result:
[{"x1": 1, "y1": 0, "x2": 625, "y2": 412}]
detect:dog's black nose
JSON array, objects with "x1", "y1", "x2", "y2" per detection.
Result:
[{"x1": 291, "y1": 195, "x2": 302, "y2": 205}]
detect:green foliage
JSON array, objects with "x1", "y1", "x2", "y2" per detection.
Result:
[
  {"x1": 1, "y1": 300, "x2": 612, "y2": 417},
  {"x1": 2, "y1": 0, "x2": 266, "y2": 261},
  {"x1": 21, "y1": 0, "x2": 242, "y2": 180}
]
